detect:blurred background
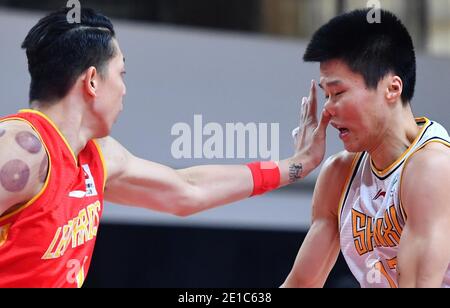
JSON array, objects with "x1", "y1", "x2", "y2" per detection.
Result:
[{"x1": 0, "y1": 0, "x2": 449, "y2": 288}]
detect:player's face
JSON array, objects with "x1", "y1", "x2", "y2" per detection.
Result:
[
  {"x1": 95, "y1": 39, "x2": 127, "y2": 136},
  {"x1": 319, "y1": 59, "x2": 389, "y2": 153}
]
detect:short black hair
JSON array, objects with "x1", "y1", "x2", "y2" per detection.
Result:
[
  {"x1": 304, "y1": 9, "x2": 416, "y2": 104},
  {"x1": 22, "y1": 8, "x2": 116, "y2": 103}
]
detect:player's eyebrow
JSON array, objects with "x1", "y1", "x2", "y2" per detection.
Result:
[{"x1": 319, "y1": 80, "x2": 343, "y2": 89}]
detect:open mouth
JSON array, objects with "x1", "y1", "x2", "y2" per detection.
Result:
[
  {"x1": 338, "y1": 128, "x2": 350, "y2": 139},
  {"x1": 331, "y1": 123, "x2": 350, "y2": 139}
]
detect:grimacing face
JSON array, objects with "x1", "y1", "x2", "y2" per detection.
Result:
[
  {"x1": 319, "y1": 59, "x2": 392, "y2": 153},
  {"x1": 94, "y1": 39, "x2": 127, "y2": 136}
]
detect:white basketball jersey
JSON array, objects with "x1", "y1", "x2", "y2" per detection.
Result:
[{"x1": 339, "y1": 118, "x2": 450, "y2": 288}]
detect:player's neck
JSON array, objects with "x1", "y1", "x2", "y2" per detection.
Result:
[
  {"x1": 369, "y1": 105, "x2": 420, "y2": 171},
  {"x1": 30, "y1": 98, "x2": 92, "y2": 158}
]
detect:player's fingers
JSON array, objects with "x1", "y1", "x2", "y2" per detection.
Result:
[
  {"x1": 300, "y1": 97, "x2": 307, "y2": 124},
  {"x1": 308, "y1": 80, "x2": 317, "y2": 117}
]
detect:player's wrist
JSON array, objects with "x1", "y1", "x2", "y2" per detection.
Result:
[{"x1": 246, "y1": 161, "x2": 280, "y2": 197}]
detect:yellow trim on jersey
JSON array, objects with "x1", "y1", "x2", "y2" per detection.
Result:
[
  {"x1": 0, "y1": 117, "x2": 52, "y2": 223},
  {"x1": 370, "y1": 117, "x2": 430, "y2": 177},
  {"x1": 337, "y1": 152, "x2": 363, "y2": 229},
  {"x1": 398, "y1": 139, "x2": 450, "y2": 221},
  {"x1": 92, "y1": 139, "x2": 108, "y2": 192},
  {"x1": 76, "y1": 265, "x2": 85, "y2": 288},
  {"x1": 0, "y1": 224, "x2": 11, "y2": 247},
  {"x1": 19, "y1": 109, "x2": 78, "y2": 166}
]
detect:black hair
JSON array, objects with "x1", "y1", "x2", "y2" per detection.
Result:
[
  {"x1": 304, "y1": 9, "x2": 416, "y2": 104},
  {"x1": 21, "y1": 7, "x2": 116, "y2": 103}
]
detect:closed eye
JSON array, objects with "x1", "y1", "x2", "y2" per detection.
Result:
[{"x1": 325, "y1": 91, "x2": 345, "y2": 100}]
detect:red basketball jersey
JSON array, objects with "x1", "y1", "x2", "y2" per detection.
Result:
[{"x1": 0, "y1": 109, "x2": 106, "y2": 288}]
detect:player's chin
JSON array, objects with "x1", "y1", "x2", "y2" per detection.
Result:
[
  {"x1": 112, "y1": 112, "x2": 121, "y2": 125},
  {"x1": 96, "y1": 121, "x2": 114, "y2": 138},
  {"x1": 343, "y1": 141, "x2": 362, "y2": 153},
  {"x1": 96, "y1": 129, "x2": 111, "y2": 139}
]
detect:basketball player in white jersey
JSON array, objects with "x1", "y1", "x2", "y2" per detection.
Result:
[{"x1": 282, "y1": 9, "x2": 450, "y2": 288}]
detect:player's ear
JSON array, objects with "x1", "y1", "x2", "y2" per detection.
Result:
[
  {"x1": 83, "y1": 66, "x2": 98, "y2": 98},
  {"x1": 385, "y1": 75, "x2": 403, "y2": 104}
]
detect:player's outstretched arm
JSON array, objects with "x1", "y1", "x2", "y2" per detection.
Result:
[
  {"x1": 281, "y1": 151, "x2": 355, "y2": 288},
  {"x1": 0, "y1": 121, "x2": 48, "y2": 216},
  {"x1": 99, "y1": 81, "x2": 331, "y2": 216},
  {"x1": 397, "y1": 143, "x2": 450, "y2": 288}
]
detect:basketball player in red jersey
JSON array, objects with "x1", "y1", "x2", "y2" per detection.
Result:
[{"x1": 0, "y1": 8, "x2": 330, "y2": 287}]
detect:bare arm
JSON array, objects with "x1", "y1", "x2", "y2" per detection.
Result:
[
  {"x1": 397, "y1": 143, "x2": 450, "y2": 288},
  {"x1": 281, "y1": 151, "x2": 355, "y2": 287},
  {"x1": 98, "y1": 136, "x2": 255, "y2": 216},
  {"x1": 0, "y1": 121, "x2": 47, "y2": 216},
  {"x1": 100, "y1": 81, "x2": 331, "y2": 216}
]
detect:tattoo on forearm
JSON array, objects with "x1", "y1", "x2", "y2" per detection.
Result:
[
  {"x1": 0, "y1": 128, "x2": 5, "y2": 138},
  {"x1": 289, "y1": 163, "x2": 303, "y2": 183},
  {"x1": 0, "y1": 159, "x2": 30, "y2": 192}
]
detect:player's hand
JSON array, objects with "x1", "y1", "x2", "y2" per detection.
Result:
[{"x1": 292, "y1": 80, "x2": 331, "y2": 170}]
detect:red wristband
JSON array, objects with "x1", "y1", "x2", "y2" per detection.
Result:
[{"x1": 246, "y1": 161, "x2": 281, "y2": 196}]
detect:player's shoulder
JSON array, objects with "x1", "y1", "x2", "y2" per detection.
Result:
[
  {"x1": 312, "y1": 151, "x2": 359, "y2": 217},
  {"x1": 419, "y1": 141, "x2": 450, "y2": 155},
  {"x1": 401, "y1": 142, "x2": 450, "y2": 218},
  {"x1": 0, "y1": 119, "x2": 44, "y2": 156},
  {"x1": 322, "y1": 150, "x2": 358, "y2": 176},
  {"x1": 406, "y1": 141, "x2": 450, "y2": 171},
  {"x1": 95, "y1": 136, "x2": 131, "y2": 182},
  {"x1": 0, "y1": 119, "x2": 39, "y2": 134},
  {"x1": 403, "y1": 141, "x2": 450, "y2": 181},
  {"x1": 95, "y1": 136, "x2": 129, "y2": 161},
  {"x1": 0, "y1": 119, "x2": 47, "y2": 216}
]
